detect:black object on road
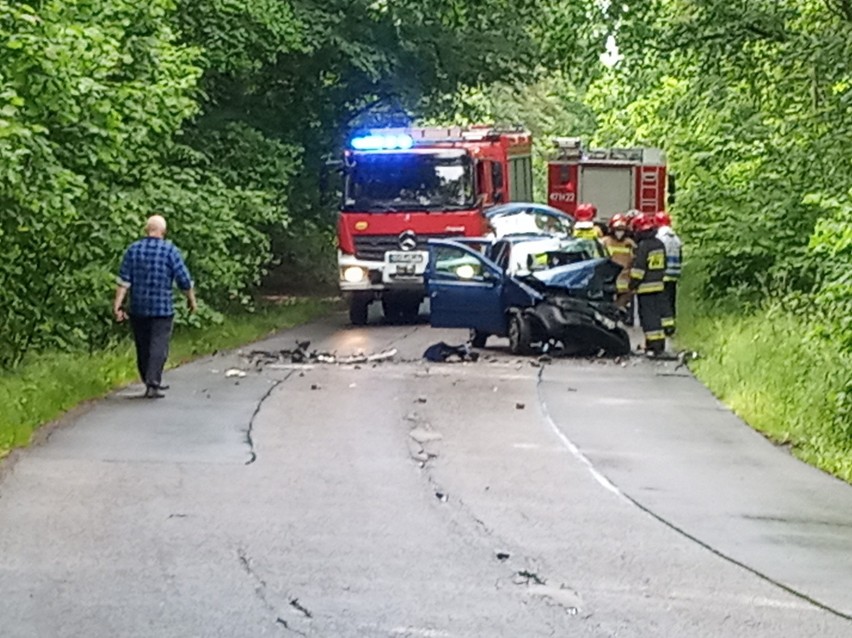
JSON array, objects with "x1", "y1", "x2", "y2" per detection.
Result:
[{"x1": 423, "y1": 342, "x2": 480, "y2": 363}]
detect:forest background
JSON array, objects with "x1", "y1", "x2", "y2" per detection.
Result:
[{"x1": 0, "y1": 0, "x2": 849, "y2": 479}]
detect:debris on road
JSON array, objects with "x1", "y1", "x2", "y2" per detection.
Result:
[
  {"x1": 409, "y1": 428, "x2": 443, "y2": 444},
  {"x1": 247, "y1": 342, "x2": 398, "y2": 369},
  {"x1": 515, "y1": 402, "x2": 526, "y2": 410},
  {"x1": 496, "y1": 552, "x2": 511, "y2": 562},
  {"x1": 225, "y1": 369, "x2": 247, "y2": 378},
  {"x1": 514, "y1": 570, "x2": 546, "y2": 586},
  {"x1": 423, "y1": 342, "x2": 480, "y2": 363},
  {"x1": 435, "y1": 491, "x2": 449, "y2": 502}
]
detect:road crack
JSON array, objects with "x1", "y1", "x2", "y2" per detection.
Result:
[
  {"x1": 237, "y1": 548, "x2": 312, "y2": 634},
  {"x1": 244, "y1": 375, "x2": 293, "y2": 465}
]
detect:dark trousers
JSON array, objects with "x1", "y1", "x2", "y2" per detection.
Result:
[
  {"x1": 130, "y1": 316, "x2": 173, "y2": 388},
  {"x1": 665, "y1": 281, "x2": 678, "y2": 318},
  {"x1": 638, "y1": 292, "x2": 666, "y2": 353},
  {"x1": 662, "y1": 280, "x2": 678, "y2": 335}
]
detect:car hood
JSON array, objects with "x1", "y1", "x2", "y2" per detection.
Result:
[{"x1": 531, "y1": 258, "x2": 622, "y2": 292}]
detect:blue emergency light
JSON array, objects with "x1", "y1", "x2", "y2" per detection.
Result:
[{"x1": 350, "y1": 133, "x2": 414, "y2": 151}]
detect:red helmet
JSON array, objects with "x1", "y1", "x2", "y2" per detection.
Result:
[
  {"x1": 575, "y1": 203, "x2": 597, "y2": 222},
  {"x1": 654, "y1": 211, "x2": 672, "y2": 227},
  {"x1": 631, "y1": 212, "x2": 656, "y2": 233},
  {"x1": 609, "y1": 213, "x2": 628, "y2": 230}
]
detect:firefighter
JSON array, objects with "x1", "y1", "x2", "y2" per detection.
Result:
[
  {"x1": 655, "y1": 211, "x2": 682, "y2": 335},
  {"x1": 628, "y1": 213, "x2": 667, "y2": 355},
  {"x1": 572, "y1": 203, "x2": 606, "y2": 257},
  {"x1": 601, "y1": 214, "x2": 635, "y2": 310},
  {"x1": 573, "y1": 203, "x2": 603, "y2": 240}
]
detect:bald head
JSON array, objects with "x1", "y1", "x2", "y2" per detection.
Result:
[{"x1": 145, "y1": 215, "x2": 167, "y2": 238}]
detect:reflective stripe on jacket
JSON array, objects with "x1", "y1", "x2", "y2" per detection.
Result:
[{"x1": 629, "y1": 236, "x2": 667, "y2": 295}]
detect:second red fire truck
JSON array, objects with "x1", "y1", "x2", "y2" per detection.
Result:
[
  {"x1": 546, "y1": 137, "x2": 671, "y2": 221},
  {"x1": 337, "y1": 126, "x2": 533, "y2": 325}
]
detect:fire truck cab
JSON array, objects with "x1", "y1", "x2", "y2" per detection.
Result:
[
  {"x1": 338, "y1": 126, "x2": 533, "y2": 325},
  {"x1": 547, "y1": 138, "x2": 670, "y2": 221}
]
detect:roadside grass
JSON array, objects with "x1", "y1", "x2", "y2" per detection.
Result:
[
  {"x1": 677, "y1": 279, "x2": 852, "y2": 483},
  {"x1": 0, "y1": 298, "x2": 335, "y2": 457}
]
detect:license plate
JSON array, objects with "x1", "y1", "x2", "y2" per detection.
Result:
[{"x1": 387, "y1": 251, "x2": 425, "y2": 264}]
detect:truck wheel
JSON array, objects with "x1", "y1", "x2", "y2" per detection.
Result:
[
  {"x1": 470, "y1": 329, "x2": 489, "y2": 348},
  {"x1": 509, "y1": 313, "x2": 534, "y2": 355},
  {"x1": 349, "y1": 294, "x2": 370, "y2": 326}
]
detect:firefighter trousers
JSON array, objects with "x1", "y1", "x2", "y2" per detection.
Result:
[
  {"x1": 662, "y1": 281, "x2": 677, "y2": 335},
  {"x1": 637, "y1": 292, "x2": 666, "y2": 353}
]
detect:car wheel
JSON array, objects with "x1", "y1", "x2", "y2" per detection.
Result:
[
  {"x1": 610, "y1": 328, "x2": 631, "y2": 356},
  {"x1": 349, "y1": 294, "x2": 370, "y2": 326},
  {"x1": 470, "y1": 329, "x2": 489, "y2": 348},
  {"x1": 509, "y1": 313, "x2": 534, "y2": 356}
]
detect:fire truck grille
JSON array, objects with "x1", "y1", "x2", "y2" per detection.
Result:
[{"x1": 353, "y1": 233, "x2": 463, "y2": 261}]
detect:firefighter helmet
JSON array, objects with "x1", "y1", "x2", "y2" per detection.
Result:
[
  {"x1": 654, "y1": 211, "x2": 672, "y2": 227},
  {"x1": 632, "y1": 213, "x2": 656, "y2": 233},
  {"x1": 609, "y1": 213, "x2": 628, "y2": 230},
  {"x1": 575, "y1": 203, "x2": 597, "y2": 222}
]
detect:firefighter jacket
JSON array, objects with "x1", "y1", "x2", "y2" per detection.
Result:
[
  {"x1": 629, "y1": 236, "x2": 666, "y2": 294},
  {"x1": 601, "y1": 236, "x2": 635, "y2": 293},
  {"x1": 656, "y1": 226, "x2": 683, "y2": 282},
  {"x1": 573, "y1": 222, "x2": 602, "y2": 241}
]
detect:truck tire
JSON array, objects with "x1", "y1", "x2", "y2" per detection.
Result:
[
  {"x1": 470, "y1": 329, "x2": 489, "y2": 348},
  {"x1": 349, "y1": 294, "x2": 370, "y2": 326},
  {"x1": 509, "y1": 313, "x2": 534, "y2": 356}
]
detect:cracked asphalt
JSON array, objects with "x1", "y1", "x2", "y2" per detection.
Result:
[{"x1": 1, "y1": 308, "x2": 851, "y2": 637}]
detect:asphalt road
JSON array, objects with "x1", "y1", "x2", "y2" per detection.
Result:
[{"x1": 1, "y1": 308, "x2": 851, "y2": 637}]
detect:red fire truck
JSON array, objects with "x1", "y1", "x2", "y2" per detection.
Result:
[
  {"x1": 338, "y1": 126, "x2": 533, "y2": 325},
  {"x1": 547, "y1": 138, "x2": 671, "y2": 220}
]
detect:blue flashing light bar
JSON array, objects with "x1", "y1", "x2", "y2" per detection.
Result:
[{"x1": 350, "y1": 133, "x2": 414, "y2": 151}]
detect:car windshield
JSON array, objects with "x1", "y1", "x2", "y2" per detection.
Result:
[
  {"x1": 344, "y1": 151, "x2": 475, "y2": 212},
  {"x1": 489, "y1": 210, "x2": 572, "y2": 238}
]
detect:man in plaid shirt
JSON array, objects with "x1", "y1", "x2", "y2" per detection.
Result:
[{"x1": 113, "y1": 215, "x2": 197, "y2": 398}]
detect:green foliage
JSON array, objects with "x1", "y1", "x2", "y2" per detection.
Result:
[
  {"x1": 0, "y1": 298, "x2": 333, "y2": 455},
  {"x1": 678, "y1": 282, "x2": 852, "y2": 483},
  {"x1": 1, "y1": 0, "x2": 602, "y2": 371}
]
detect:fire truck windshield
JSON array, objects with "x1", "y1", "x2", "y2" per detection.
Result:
[{"x1": 343, "y1": 150, "x2": 475, "y2": 212}]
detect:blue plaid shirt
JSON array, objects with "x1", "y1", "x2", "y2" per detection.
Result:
[{"x1": 118, "y1": 238, "x2": 193, "y2": 317}]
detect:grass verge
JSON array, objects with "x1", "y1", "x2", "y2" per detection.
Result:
[
  {"x1": 677, "y1": 282, "x2": 852, "y2": 484},
  {"x1": 0, "y1": 298, "x2": 334, "y2": 457}
]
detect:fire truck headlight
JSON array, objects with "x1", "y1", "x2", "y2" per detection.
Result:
[{"x1": 343, "y1": 266, "x2": 367, "y2": 283}]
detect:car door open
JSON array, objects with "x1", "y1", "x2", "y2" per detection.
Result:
[{"x1": 426, "y1": 240, "x2": 507, "y2": 335}]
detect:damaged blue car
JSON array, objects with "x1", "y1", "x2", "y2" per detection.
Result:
[{"x1": 425, "y1": 238, "x2": 631, "y2": 356}]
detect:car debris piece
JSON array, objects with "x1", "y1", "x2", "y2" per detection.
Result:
[
  {"x1": 516, "y1": 402, "x2": 526, "y2": 410},
  {"x1": 423, "y1": 342, "x2": 480, "y2": 363},
  {"x1": 247, "y1": 343, "x2": 397, "y2": 367},
  {"x1": 225, "y1": 369, "x2": 247, "y2": 378},
  {"x1": 496, "y1": 552, "x2": 511, "y2": 562}
]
